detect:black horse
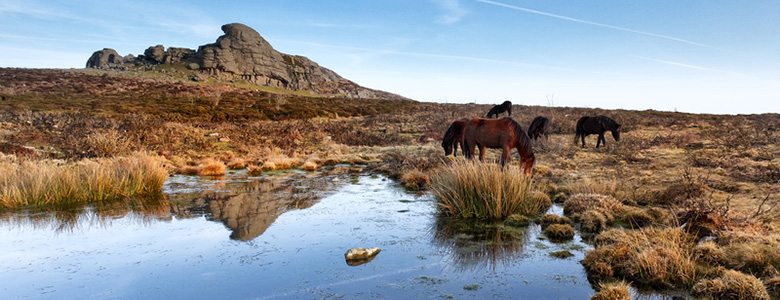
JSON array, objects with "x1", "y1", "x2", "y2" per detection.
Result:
[
  {"x1": 486, "y1": 100, "x2": 512, "y2": 118},
  {"x1": 574, "y1": 115, "x2": 621, "y2": 148},
  {"x1": 441, "y1": 118, "x2": 469, "y2": 156},
  {"x1": 527, "y1": 116, "x2": 550, "y2": 141}
]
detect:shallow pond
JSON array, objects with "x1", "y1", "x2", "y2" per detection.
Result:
[{"x1": 1, "y1": 166, "x2": 600, "y2": 299}]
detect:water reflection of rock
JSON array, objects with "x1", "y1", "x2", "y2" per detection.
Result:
[
  {"x1": 432, "y1": 217, "x2": 532, "y2": 272},
  {"x1": 169, "y1": 167, "x2": 357, "y2": 241}
]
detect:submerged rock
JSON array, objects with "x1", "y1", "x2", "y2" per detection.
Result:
[{"x1": 345, "y1": 247, "x2": 381, "y2": 266}]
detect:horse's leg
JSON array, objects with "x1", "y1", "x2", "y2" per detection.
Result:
[
  {"x1": 478, "y1": 145, "x2": 486, "y2": 162},
  {"x1": 581, "y1": 133, "x2": 587, "y2": 147},
  {"x1": 597, "y1": 133, "x2": 604, "y2": 148},
  {"x1": 501, "y1": 147, "x2": 511, "y2": 168},
  {"x1": 453, "y1": 141, "x2": 458, "y2": 157}
]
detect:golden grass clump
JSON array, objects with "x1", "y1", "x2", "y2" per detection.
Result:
[
  {"x1": 693, "y1": 241, "x2": 727, "y2": 265},
  {"x1": 539, "y1": 214, "x2": 571, "y2": 228},
  {"x1": 692, "y1": 270, "x2": 770, "y2": 300},
  {"x1": 198, "y1": 158, "x2": 226, "y2": 176},
  {"x1": 0, "y1": 153, "x2": 168, "y2": 208},
  {"x1": 400, "y1": 169, "x2": 430, "y2": 190},
  {"x1": 262, "y1": 155, "x2": 302, "y2": 171},
  {"x1": 582, "y1": 227, "x2": 699, "y2": 289},
  {"x1": 429, "y1": 159, "x2": 541, "y2": 219},
  {"x1": 564, "y1": 193, "x2": 623, "y2": 218},
  {"x1": 765, "y1": 277, "x2": 780, "y2": 298},
  {"x1": 581, "y1": 210, "x2": 610, "y2": 233},
  {"x1": 617, "y1": 206, "x2": 654, "y2": 229},
  {"x1": 301, "y1": 159, "x2": 319, "y2": 171},
  {"x1": 591, "y1": 280, "x2": 631, "y2": 300},
  {"x1": 226, "y1": 158, "x2": 247, "y2": 169},
  {"x1": 247, "y1": 165, "x2": 263, "y2": 176},
  {"x1": 544, "y1": 224, "x2": 575, "y2": 241},
  {"x1": 504, "y1": 214, "x2": 531, "y2": 227}
]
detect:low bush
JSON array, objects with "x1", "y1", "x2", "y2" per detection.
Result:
[
  {"x1": 591, "y1": 280, "x2": 631, "y2": 300},
  {"x1": 544, "y1": 224, "x2": 575, "y2": 241}
]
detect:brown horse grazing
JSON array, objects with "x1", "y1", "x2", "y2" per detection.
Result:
[
  {"x1": 574, "y1": 115, "x2": 621, "y2": 148},
  {"x1": 441, "y1": 118, "x2": 469, "y2": 156},
  {"x1": 463, "y1": 117, "x2": 535, "y2": 176},
  {"x1": 527, "y1": 116, "x2": 551, "y2": 141},
  {"x1": 486, "y1": 100, "x2": 512, "y2": 118}
]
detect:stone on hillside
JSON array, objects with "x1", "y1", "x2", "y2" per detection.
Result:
[{"x1": 86, "y1": 48, "x2": 126, "y2": 69}]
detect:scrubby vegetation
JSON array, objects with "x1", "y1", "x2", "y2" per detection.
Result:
[{"x1": 2, "y1": 68, "x2": 780, "y2": 298}]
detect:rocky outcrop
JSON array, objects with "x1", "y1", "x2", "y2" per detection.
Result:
[
  {"x1": 197, "y1": 23, "x2": 342, "y2": 91},
  {"x1": 86, "y1": 23, "x2": 405, "y2": 99},
  {"x1": 85, "y1": 48, "x2": 128, "y2": 69}
]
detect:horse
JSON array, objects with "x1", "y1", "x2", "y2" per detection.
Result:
[
  {"x1": 486, "y1": 100, "x2": 512, "y2": 118},
  {"x1": 527, "y1": 116, "x2": 551, "y2": 141},
  {"x1": 441, "y1": 118, "x2": 469, "y2": 156},
  {"x1": 463, "y1": 117, "x2": 535, "y2": 176},
  {"x1": 574, "y1": 115, "x2": 621, "y2": 148}
]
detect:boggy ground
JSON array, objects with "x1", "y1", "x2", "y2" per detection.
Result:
[{"x1": 2, "y1": 68, "x2": 780, "y2": 298}]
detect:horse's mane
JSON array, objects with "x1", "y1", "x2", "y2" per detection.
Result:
[
  {"x1": 598, "y1": 115, "x2": 620, "y2": 130},
  {"x1": 507, "y1": 118, "x2": 532, "y2": 155}
]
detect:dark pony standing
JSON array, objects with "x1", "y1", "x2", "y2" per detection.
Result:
[
  {"x1": 441, "y1": 118, "x2": 469, "y2": 156},
  {"x1": 463, "y1": 117, "x2": 535, "y2": 176},
  {"x1": 574, "y1": 115, "x2": 621, "y2": 148},
  {"x1": 486, "y1": 100, "x2": 512, "y2": 118},
  {"x1": 527, "y1": 116, "x2": 551, "y2": 141}
]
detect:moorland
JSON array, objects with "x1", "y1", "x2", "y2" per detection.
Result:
[{"x1": 1, "y1": 67, "x2": 779, "y2": 299}]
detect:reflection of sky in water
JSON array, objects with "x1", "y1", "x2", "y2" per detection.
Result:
[{"x1": 0, "y1": 172, "x2": 601, "y2": 299}]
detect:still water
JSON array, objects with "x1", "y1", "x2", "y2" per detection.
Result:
[{"x1": 1, "y1": 166, "x2": 596, "y2": 299}]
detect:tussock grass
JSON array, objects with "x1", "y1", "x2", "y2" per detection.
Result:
[
  {"x1": 400, "y1": 169, "x2": 430, "y2": 190},
  {"x1": 591, "y1": 280, "x2": 631, "y2": 300},
  {"x1": 582, "y1": 227, "x2": 699, "y2": 289},
  {"x1": 538, "y1": 214, "x2": 571, "y2": 228},
  {"x1": 544, "y1": 224, "x2": 575, "y2": 241},
  {"x1": 198, "y1": 158, "x2": 226, "y2": 176},
  {"x1": 0, "y1": 153, "x2": 168, "y2": 208},
  {"x1": 226, "y1": 158, "x2": 247, "y2": 169},
  {"x1": 692, "y1": 270, "x2": 770, "y2": 300},
  {"x1": 430, "y1": 158, "x2": 544, "y2": 219}
]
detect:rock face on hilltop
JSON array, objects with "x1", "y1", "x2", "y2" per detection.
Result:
[
  {"x1": 86, "y1": 23, "x2": 404, "y2": 100},
  {"x1": 86, "y1": 48, "x2": 129, "y2": 69}
]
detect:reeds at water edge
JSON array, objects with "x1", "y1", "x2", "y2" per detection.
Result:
[{"x1": 0, "y1": 152, "x2": 168, "y2": 208}]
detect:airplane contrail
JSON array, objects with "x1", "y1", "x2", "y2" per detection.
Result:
[{"x1": 476, "y1": 0, "x2": 720, "y2": 49}]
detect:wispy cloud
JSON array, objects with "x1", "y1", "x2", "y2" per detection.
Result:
[
  {"x1": 431, "y1": 0, "x2": 467, "y2": 24},
  {"x1": 637, "y1": 56, "x2": 712, "y2": 71},
  {"x1": 476, "y1": 0, "x2": 719, "y2": 49}
]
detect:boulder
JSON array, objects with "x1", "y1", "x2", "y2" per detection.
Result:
[{"x1": 86, "y1": 48, "x2": 126, "y2": 69}]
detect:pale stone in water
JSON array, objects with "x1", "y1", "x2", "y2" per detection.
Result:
[{"x1": 344, "y1": 248, "x2": 381, "y2": 261}]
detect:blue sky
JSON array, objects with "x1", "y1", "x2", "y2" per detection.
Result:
[{"x1": 1, "y1": 0, "x2": 779, "y2": 114}]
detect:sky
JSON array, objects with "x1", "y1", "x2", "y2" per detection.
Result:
[{"x1": 1, "y1": 0, "x2": 779, "y2": 114}]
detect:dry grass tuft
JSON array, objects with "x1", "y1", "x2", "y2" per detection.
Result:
[
  {"x1": 198, "y1": 158, "x2": 226, "y2": 176},
  {"x1": 544, "y1": 224, "x2": 575, "y2": 241},
  {"x1": 247, "y1": 165, "x2": 263, "y2": 176},
  {"x1": 301, "y1": 159, "x2": 319, "y2": 171},
  {"x1": 692, "y1": 270, "x2": 770, "y2": 300},
  {"x1": 564, "y1": 193, "x2": 623, "y2": 218},
  {"x1": 582, "y1": 227, "x2": 699, "y2": 289},
  {"x1": 400, "y1": 169, "x2": 430, "y2": 190},
  {"x1": 430, "y1": 158, "x2": 542, "y2": 218},
  {"x1": 0, "y1": 153, "x2": 168, "y2": 208},
  {"x1": 226, "y1": 158, "x2": 247, "y2": 169},
  {"x1": 591, "y1": 280, "x2": 631, "y2": 300},
  {"x1": 539, "y1": 214, "x2": 571, "y2": 228}
]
